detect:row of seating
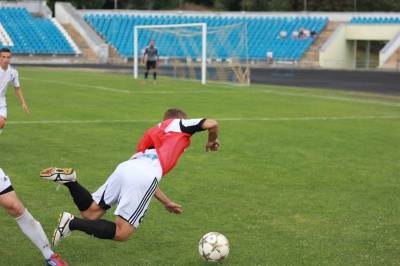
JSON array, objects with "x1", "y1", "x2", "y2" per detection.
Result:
[
  {"x1": 0, "y1": 7, "x2": 76, "y2": 54},
  {"x1": 84, "y1": 14, "x2": 328, "y2": 60},
  {"x1": 349, "y1": 17, "x2": 400, "y2": 24}
]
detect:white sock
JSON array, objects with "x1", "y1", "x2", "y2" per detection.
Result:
[
  {"x1": 15, "y1": 209, "x2": 54, "y2": 260},
  {"x1": 0, "y1": 129, "x2": 2, "y2": 135}
]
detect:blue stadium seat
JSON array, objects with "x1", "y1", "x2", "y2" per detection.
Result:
[
  {"x1": 0, "y1": 7, "x2": 75, "y2": 54},
  {"x1": 82, "y1": 14, "x2": 328, "y2": 61},
  {"x1": 349, "y1": 16, "x2": 400, "y2": 24}
]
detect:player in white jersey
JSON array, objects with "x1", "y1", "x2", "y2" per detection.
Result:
[
  {"x1": 0, "y1": 168, "x2": 68, "y2": 265},
  {"x1": 39, "y1": 108, "x2": 220, "y2": 249},
  {"x1": 0, "y1": 48, "x2": 30, "y2": 135}
]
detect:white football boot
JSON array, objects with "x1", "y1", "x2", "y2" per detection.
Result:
[
  {"x1": 52, "y1": 212, "x2": 74, "y2": 246},
  {"x1": 40, "y1": 167, "x2": 76, "y2": 183}
]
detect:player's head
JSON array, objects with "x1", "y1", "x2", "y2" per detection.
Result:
[
  {"x1": 0, "y1": 47, "x2": 11, "y2": 53},
  {"x1": 0, "y1": 48, "x2": 12, "y2": 68},
  {"x1": 150, "y1": 40, "x2": 155, "y2": 46},
  {"x1": 163, "y1": 108, "x2": 187, "y2": 120}
]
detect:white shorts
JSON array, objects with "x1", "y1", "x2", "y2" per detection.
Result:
[
  {"x1": 0, "y1": 168, "x2": 13, "y2": 194},
  {"x1": 0, "y1": 106, "x2": 7, "y2": 119},
  {"x1": 92, "y1": 158, "x2": 162, "y2": 228}
]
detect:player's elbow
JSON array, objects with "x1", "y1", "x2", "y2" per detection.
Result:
[{"x1": 202, "y1": 119, "x2": 218, "y2": 130}]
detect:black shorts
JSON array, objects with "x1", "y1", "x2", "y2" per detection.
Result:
[{"x1": 146, "y1": 61, "x2": 157, "y2": 70}]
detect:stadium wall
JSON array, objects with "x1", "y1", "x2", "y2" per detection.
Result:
[
  {"x1": 55, "y1": 2, "x2": 108, "y2": 63},
  {"x1": 320, "y1": 24, "x2": 356, "y2": 69},
  {"x1": 320, "y1": 24, "x2": 400, "y2": 69}
]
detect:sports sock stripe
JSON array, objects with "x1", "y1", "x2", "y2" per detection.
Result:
[{"x1": 128, "y1": 177, "x2": 158, "y2": 225}]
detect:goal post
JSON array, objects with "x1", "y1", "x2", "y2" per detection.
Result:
[
  {"x1": 134, "y1": 23, "x2": 207, "y2": 84},
  {"x1": 133, "y1": 21, "x2": 250, "y2": 86}
]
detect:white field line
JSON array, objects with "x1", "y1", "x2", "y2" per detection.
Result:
[
  {"x1": 7, "y1": 116, "x2": 400, "y2": 125},
  {"x1": 21, "y1": 78, "x2": 400, "y2": 107}
]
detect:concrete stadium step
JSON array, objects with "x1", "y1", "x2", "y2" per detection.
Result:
[
  {"x1": 62, "y1": 23, "x2": 98, "y2": 64},
  {"x1": 379, "y1": 47, "x2": 400, "y2": 70},
  {"x1": 298, "y1": 21, "x2": 342, "y2": 68}
]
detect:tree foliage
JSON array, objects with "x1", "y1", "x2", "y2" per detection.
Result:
[{"x1": 46, "y1": 0, "x2": 400, "y2": 11}]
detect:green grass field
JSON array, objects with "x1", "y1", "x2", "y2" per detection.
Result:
[{"x1": 0, "y1": 67, "x2": 399, "y2": 265}]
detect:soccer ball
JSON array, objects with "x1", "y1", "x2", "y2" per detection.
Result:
[{"x1": 198, "y1": 232, "x2": 229, "y2": 262}]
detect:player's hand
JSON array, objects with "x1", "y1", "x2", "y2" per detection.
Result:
[
  {"x1": 157, "y1": 60, "x2": 160, "y2": 66},
  {"x1": 22, "y1": 103, "x2": 30, "y2": 115},
  {"x1": 206, "y1": 140, "x2": 220, "y2": 152},
  {"x1": 164, "y1": 201, "x2": 182, "y2": 214}
]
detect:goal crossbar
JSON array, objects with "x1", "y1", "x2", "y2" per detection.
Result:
[{"x1": 134, "y1": 23, "x2": 207, "y2": 84}]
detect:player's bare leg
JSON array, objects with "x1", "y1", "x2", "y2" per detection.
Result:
[
  {"x1": 0, "y1": 116, "x2": 5, "y2": 135},
  {"x1": 80, "y1": 200, "x2": 106, "y2": 220},
  {"x1": 113, "y1": 216, "x2": 136, "y2": 241}
]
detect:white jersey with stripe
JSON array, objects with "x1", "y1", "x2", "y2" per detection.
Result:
[
  {"x1": 165, "y1": 118, "x2": 206, "y2": 135},
  {"x1": 0, "y1": 65, "x2": 20, "y2": 107}
]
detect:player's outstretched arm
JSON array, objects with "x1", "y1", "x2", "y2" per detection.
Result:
[
  {"x1": 154, "y1": 187, "x2": 182, "y2": 214},
  {"x1": 15, "y1": 87, "x2": 30, "y2": 115},
  {"x1": 202, "y1": 119, "x2": 219, "y2": 152}
]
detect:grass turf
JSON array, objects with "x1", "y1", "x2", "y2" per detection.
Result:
[{"x1": 0, "y1": 66, "x2": 399, "y2": 265}]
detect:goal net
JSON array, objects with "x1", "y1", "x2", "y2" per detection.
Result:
[{"x1": 134, "y1": 22, "x2": 250, "y2": 86}]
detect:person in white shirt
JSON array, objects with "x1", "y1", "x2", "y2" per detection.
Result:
[
  {"x1": 0, "y1": 48, "x2": 30, "y2": 135},
  {"x1": 266, "y1": 50, "x2": 273, "y2": 64},
  {"x1": 278, "y1": 29, "x2": 287, "y2": 39}
]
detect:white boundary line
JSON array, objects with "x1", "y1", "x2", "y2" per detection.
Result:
[
  {"x1": 21, "y1": 78, "x2": 400, "y2": 107},
  {"x1": 7, "y1": 116, "x2": 400, "y2": 124}
]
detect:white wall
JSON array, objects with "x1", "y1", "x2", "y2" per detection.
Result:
[
  {"x1": 320, "y1": 24, "x2": 356, "y2": 69},
  {"x1": 346, "y1": 24, "x2": 400, "y2": 40}
]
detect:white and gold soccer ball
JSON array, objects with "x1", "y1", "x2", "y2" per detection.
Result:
[{"x1": 198, "y1": 232, "x2": 229, "y2": 262}]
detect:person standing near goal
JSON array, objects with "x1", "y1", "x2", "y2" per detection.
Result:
[
  {"x1": 40, "y1": 108, "x2": 220, "y2": 249},
  {"x1": 141, "y1": 40, "x2": 160, "y2": 84},
  {"x1": 0, "y1": 48, "x2": 30, "y2": 135}
]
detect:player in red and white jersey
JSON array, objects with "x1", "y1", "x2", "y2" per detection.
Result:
[
  {"x1": 0, "y1": 48, "x2": 30, "y2": 135},
  {"x1": 40, "y1": 108, "x2": 219, "y2": 249}
]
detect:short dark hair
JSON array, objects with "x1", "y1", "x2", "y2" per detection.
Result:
[
  {"x1": 163, "y1": 108, "x2": 187, "y2": 120},
  {"x1": 0, "y1": 48, "x2": 11, "y2": 54}
]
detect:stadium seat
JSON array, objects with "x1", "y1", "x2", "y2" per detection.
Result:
[
  {"x1": 83, "y1": 14, "x2": 328, "y2": 61},
  {"x1": 0, "y1": 7, "x2": 75, "y2": 54}
]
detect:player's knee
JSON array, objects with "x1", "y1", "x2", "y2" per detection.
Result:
[
  {"x1": 114, "y1": 228, "x2": 132, "y2": 242},
  {"x1": 113, "y1": 217, "x2": 135, "y2": 242},
  {"x1": 5, "y1": 201, "x2": 25, "y2": 218},
  {"x1": 0, "y1": 118, "x2": 5, "y2": 129}
]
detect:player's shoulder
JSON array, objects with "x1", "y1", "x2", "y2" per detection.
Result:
[{"x1": 8, "y1": 64, "x2": 18, "y2": 72}]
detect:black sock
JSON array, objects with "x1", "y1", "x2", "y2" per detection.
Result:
[
  {"x1": 144, "y1": 72, "x2": 148, "y2": 79},
  {"x1": 64, "y1": 182, "x2": 93, "y2": 211},
  {"x1": 69, "y1": 217, "x2": 116, "y2": 239},
  {"x1": 153, "y1": 72, "x2": 157, "y2": 80}
]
